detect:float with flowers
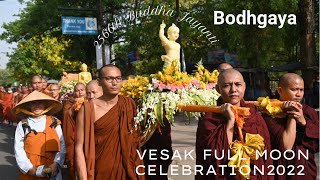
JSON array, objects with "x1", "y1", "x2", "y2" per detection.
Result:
[{"x1": 120, "y1": 61, "x2": 220, "y2": 135}]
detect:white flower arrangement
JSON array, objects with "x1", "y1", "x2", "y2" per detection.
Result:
[
  {"x1": 121, "y1": 62, "x2": 221, "y2": 135},
  {"x1": 132, "y1": 81, "x2": 220, "y2": 134},
  {"x1": 59, "y1": 80, "x2": 78, "y2": 101}
]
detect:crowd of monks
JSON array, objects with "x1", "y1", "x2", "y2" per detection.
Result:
[
  {"x1": 4, "y1": 64, "x2": 319, "y2": 180},
  {"x1": 0, "y1": 78, "x2": 48, "y2": 126}
]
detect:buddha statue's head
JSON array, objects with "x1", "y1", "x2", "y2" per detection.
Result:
[
  {"x1": 167, "y1": 23, "x2": 179, "y2": 41},
  {"x1": 81, "y1": 63, "x2": 88, "y2": 72}
]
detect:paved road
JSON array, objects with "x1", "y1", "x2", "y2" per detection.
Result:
[
  {"x1": 168, "y1": 113, "x2": 197, "y2": 180},
  {"x1": 0, "y1": 124, "x2": 19, "y2": 180},
  {"x1": 0, "y1": 115, "x2": 318, "y2": 180}
]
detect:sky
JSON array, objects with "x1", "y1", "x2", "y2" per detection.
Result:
[{"x1": 0, "y1": 0, "x2": 25, "y2": 69}]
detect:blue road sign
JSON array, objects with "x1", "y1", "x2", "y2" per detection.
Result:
[{"x1": 62, "y1": 16, "x2": 97, "y2": 35}]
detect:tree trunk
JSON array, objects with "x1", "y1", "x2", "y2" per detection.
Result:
[{"x1": 299, "y1": 0, "x2": 316, "y2": 86}]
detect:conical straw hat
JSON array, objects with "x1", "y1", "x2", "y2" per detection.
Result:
[{"x1": 12, "y1": 91, "x2": 62, "y2": 119}]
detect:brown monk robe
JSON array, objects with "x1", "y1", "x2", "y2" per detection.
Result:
[
  {"x1": 262, "y1": 73, "x2": 319, "y2": 180},
  {"x1": 63, "y1": 82, "x2": 87, "y2": 180},
  {"x1": 62, "y1": 100, "x2": 76, "y2": 180},
  {"x1": 82, "y1": 95, "x2": 145, "y2": 180},
  {"x1": 196, "y1": 100, "x2": 273, "y2": 180}
]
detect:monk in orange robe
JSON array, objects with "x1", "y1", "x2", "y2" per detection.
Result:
[
  {"x1": 0, "y1": 86, "x2": 5, "y2": 122},
  {"x1": 30, "y1": 75, "x2": 43, "y2": 92},
  {"x1": 263, "y1": 73, "x2": 319, "y2": 180},
  {"x1": 62, "y1": 82, "x2": 86, "y2": 180},
  {"x1": 2, "y1": 91, "x2": 14, "y2": 125},
  {"x1": 41, "y1": 78, "x2": 51, "y2": 96},
  {"x1": 196, "y1": 69, "x2": 273, "y2": 180},
  {"x1": 75, "y1": 64, "x2": 145, "y2": 180},
  {"x1": 18, "y1": 86, "x2": 30, "y2": 103}
]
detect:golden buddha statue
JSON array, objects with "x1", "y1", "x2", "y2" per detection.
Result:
[
  {"x1": 159, "y1": 21, "x2": 181, "y2": 71},
  {"x1": 78, "y1": 63, "x2": 92, "y2": 84}
]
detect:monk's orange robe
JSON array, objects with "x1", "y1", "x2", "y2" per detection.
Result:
[
  {"x1": 0, "y1": 91, "x2": 5, "y2": 120},
  {"x1": 2, "y1": 93, "x2": 15, "y2": 121},
  {"x1": 20, "y1": 116, "x2": 61, "y2": 180},
  {"x1": 62, "y1": 100, "x2": 76, "y2": 180},
  {"x1": 82, "y1": 95, "x2": 145, "y2": 180}
]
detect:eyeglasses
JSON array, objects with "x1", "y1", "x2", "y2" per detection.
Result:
[{"x1": 101, "y1": 76, "x2": 122, "y2": 83}]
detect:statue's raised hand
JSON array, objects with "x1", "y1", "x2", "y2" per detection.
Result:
[{"x1": 160, "y1": 20, "x2": 166, "y2": 28}]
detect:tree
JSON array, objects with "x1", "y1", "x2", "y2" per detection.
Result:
[
  {"x1": 1, "y1": 0, "x2": 98, "y2": 80},
  {"x1": 299, "y1": 0, "x2": 317, "y2": 86},
  {"x1": 7, "y1": 33, "x2": 78, "y2": 81},
  {"x1": 0, "y1": 69, "x2": 15, "y2": 86},
  {"x1": 1, "y1": 0, "x2": 317, "y2": 80}
]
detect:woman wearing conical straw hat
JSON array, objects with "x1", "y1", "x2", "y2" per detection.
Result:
[{"x1": 12, "y1": 91, "x2": 66, "y2": 180}]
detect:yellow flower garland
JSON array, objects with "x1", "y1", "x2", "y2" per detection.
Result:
[
  {"x1": 257, "y1": 96, "x2": 286, "y2": 118},
  {"x1": 228, "y1": 133, "x2": 265, "y2": 179}
]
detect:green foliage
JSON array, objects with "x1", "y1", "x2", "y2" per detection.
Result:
[
  {"x1": 7, "y1": 33, "x2": 78, "y2": 81},
  {"x1": 197, "y1": 0, "x2": 300, "y2": 68},
  {"x1": 115, "y1": 0, "x2": 303, "y2": 72},
  {"x1": 1, "y1": 0, "x2": 98, "y2": 81},
  {"x1": 1, "y1": 0, "x2": 316, "y2": 79},
  {"x1": 0, "y1": 69, "x2": 16, "y2": 86}
]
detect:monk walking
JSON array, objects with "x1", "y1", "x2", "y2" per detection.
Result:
[
  {"x1": 30, "y1": 75, "x2": 43, "y2": 92},
  {"x1": 86, "y1": 80, "x2": 103, "y2": 100},
  {"x1": 62, "y1": 82, "x2": 87, "y2": 180},
  {"x1": 75, "y1": 64, "x2": 145, "y2": 180},
  {"x1": 263, "y1": 73, "x2": 319, "y2": 180},
  {"x1": 196, "y1": 69, "x2": 273, "y2": 179}
]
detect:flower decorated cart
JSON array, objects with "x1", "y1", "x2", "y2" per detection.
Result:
[{"x1": 120, "y1": 62, "x2": 220, "y2": 140}]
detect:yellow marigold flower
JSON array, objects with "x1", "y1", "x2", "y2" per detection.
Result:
[
  {"x1": 257, "y1": 97, "x2": 285, "y2": 118},
  {"x1": 120, "y1": 75, "x2": 149, "y2": 100},
  {"x1": 200, "y1": 82, "x2": 206, "y2": 89},
  {"x1": 195, "y1": 72, "x2": 201, "y2": 80},
  {"x1": 260, "y1": 97, "x2": 269, "y2": 107}
]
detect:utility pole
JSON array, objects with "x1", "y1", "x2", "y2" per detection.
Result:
[
  {"x1": 96, "y1": 0, "x2": 106, "y2": 66},
  {"x1": 176, "y1": 0, "x2": 186, "y2": 72}
]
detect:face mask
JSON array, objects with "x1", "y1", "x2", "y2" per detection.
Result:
[{"x1": 8, "y1": 90, "x2": 12, "y2": 93}]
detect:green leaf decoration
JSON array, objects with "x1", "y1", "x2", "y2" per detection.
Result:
[{"x1": 154, "y1": 100, "x2": 164, "y2": 126}]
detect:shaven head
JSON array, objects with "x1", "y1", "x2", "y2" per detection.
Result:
[
  {"x1": 277, "y1": 73, "x2": 304, "y2": 102},
  {"x1": 30, "y1": 75, "x2": 43, "y2": 92},
  {"x1": 86, "y1": 80, "x2": 103, "y2": 100},
  {"x1": 218, "y1": 63, "x2": 233, "y2": 72},
  {"x1": 49, "y1": 84, "x2": 61, "y2": 99},
  {"x1": 98, "y1": 64, "x2": 122, "y2": 96},
  {"x1": 98, "y1": 64, "x2": 121, "y2": 78},
  {"x1": 278, "y1": 73, "x2": 303, "y2": 88},
  {"x1": 217, "y1": 69, "x2": 246, "y2": 106},
  {"x1": 74, "y1": 82, "x2": 86, "y2": 98}
]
